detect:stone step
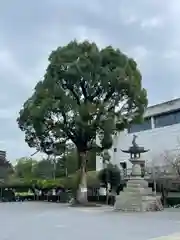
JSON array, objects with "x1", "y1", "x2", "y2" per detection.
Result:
[
  {"x1": 114, "y1": 177, "x2": 163, "y2": 212},
  {"x1": 124, "y1": 188, "x2": 153, "y2": 195},
  {"x1": 127, "y1": 182, "x2": 149, "y2": 188},
  {"x1": 142, "y1": 195, "x2": 157, "y2": 201},
  {"x1": 126, "y1": 186, "x2": 152, "y2": 193},
  {"x1": 127, "y1": 182, "x2": 149, "y2": 187}
]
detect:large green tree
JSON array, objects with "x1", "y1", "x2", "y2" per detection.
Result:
[
  {"x1": 17, "y1": 40, "x2": 147, "y2": 203},
  {"x1": 33, "y1": 158, "x2": 55, "y2": 179},
  {"x1": 0, "y1": 154, "x2": 13, "y2": 180},
  {"x1": 14, "y1": 157, "x2": 37, "y2": 179}
]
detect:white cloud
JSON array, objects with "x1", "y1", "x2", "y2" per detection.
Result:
[
  {"x1": 85, "y1": 1, "x2": 102, "y2": 15},
  {"x1": 73, "y1": 26, "x2": 107, "y2": 48},
  {"x1": 122, "y1": 15, "x2": 138, "y2": 25},
  {"x1": 163, "y1": 50, "x2": 180, "y2": 59},
  {"x1": 140, "y1": 16, "x2": 163, "y2": 29},
  {"x1": 0, "y1": 50, "x2": 22, "y2": 78},
  {"x1": 129, "y1": 45, "x2": 149, "y2": 62},
  {"x1": 169, "y1": 0, "x2": 180, "y2": 16},
  {"x1": 0, "y1": 49, "x2": 35, "y2": 90},
  {"x1": 0, "y1": 108, "x2": 18, "y2": 119},
  {"x1": 118, "y1": 5, "x2": 139, "y2": 25}
]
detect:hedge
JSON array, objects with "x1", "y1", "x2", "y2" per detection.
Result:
[
  {"x1": 0, "y1": 171, "x2": 100, "y2": 190},
  {"x1": 166, "y1": 197, "x2": 180, "y2": 206}
]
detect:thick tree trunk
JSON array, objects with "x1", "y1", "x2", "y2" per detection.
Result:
[{"x1": 76, "y1": 151, "x2": 88, "y2": 204}]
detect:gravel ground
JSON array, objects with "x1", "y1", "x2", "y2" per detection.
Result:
[{"x1": 1, "y1": 202, "x2": 180, "y2": 240}]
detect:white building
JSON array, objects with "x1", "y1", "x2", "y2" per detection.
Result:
[{"x1": 96, "y1": 98, "x2": 180, "y2": 171}]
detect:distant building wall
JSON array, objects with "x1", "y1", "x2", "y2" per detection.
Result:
[{"x1": 96, "y1": 98, "x2": 180, "y2": 171}]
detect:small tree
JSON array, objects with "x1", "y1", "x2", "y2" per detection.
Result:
[
  {"x1": 0, "y1": 156, "x2": 13, "y2": 180},
  {"x1": 17, "y1": 40, "x2": 147, "y2": 204},
  {"x1": 162, "y1": 150, "x2": 180, "y2": 177},
  {"x1": 14, "y1": 157, "x2": 37, "y2": 179},
  {"x1": 98, "y1": 163, "x2": 121, "y2": 192}
]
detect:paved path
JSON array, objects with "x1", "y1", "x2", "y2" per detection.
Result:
[{"x1": 1, "y1": 202, "x2": 180, "y2": 240}]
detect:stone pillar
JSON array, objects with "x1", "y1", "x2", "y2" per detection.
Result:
[{"x1": 131, "y1": 162, "x2": 142, "y2": 177}]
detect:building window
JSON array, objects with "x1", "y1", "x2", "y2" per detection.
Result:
[
  {"x1": 128, "y1": 118, "x2": 151, "y2": 134},
  {"x1": 154, "y1": 109, "x2": 180, "y2": 128}
]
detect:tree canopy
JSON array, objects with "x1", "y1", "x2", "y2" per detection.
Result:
[{"x1": 17, "y1": 40, "x2": 147, "y2": 154}]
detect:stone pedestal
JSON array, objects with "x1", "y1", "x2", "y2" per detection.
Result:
[{"x1": 114, "y1": 158, "x2": 163, "y2": 212}]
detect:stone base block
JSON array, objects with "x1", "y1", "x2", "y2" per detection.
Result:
[
  {"x1": 114, "y1": 192, "x2": 163, "y2": 212},
  {"x1": 114, "y1": 178, "x2": 163, "y2": 212}
]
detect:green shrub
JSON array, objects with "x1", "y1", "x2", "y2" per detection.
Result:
[
  {"x1": 36, "y1": 179, "x2": 64, "y2": 189},
  {"x1": 98, "y1": 164, "x2": 121, "y2": 190},
  {"x1": 0, "y1": 171, "x2": 99, "y2": 190},
  {"x1": 167, "y1": 197, "x2": 180, "y2": 206}
]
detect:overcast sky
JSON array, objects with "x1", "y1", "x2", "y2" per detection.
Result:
[{"x1": 0, "y1": 0, "x2": 180, "y2": 161}]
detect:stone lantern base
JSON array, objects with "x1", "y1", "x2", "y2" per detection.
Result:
[{"x1": 114, "y1": 158, "x2": 163, "y2": 212}]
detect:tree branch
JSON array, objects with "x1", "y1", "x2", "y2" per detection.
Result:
[
  {"x1": 65, "y1": 84, "x2": 80, "y2": 105},
  {"x1": 80, "y1": 79, "x2": 88, "y2": 101},
  {"x1": 61, "y1": 112, "x2": 77, "y2": 144},
  {"x1": 103, "y1": 88, "x2": 115, "y2": 103}
]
